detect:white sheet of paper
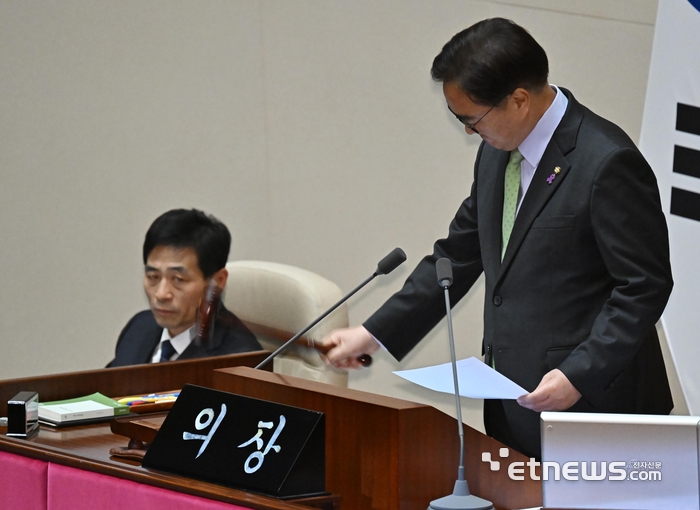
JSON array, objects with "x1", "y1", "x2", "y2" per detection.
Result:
[{"x1": 394, "y1": 356, "x2": 528, "y2": 399}]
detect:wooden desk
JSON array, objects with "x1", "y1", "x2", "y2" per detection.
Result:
[
  {"x1": 0, "y1": 351, "x2": 268, "y2": 417},
  {"x1": 1, "y1": 356, "x2": 543, "y2": 510},
  {"x1": 0, "y1": 353, "x2": 333, "y2": 510},
  {"x1": 0, "y1": 421, "x2": 331, "y2": 510}
]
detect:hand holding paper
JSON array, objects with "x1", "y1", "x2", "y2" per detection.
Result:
[{"x1": 517, "y1": 368, "x2": 581, "y2": 411}]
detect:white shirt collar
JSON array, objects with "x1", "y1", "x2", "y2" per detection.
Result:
[
  {"x1": 518, "y1": 85, "x2": 568, "y2": 169},
  {"x1": 156, "y1": 325, "x2": 196, "y2": 361}
]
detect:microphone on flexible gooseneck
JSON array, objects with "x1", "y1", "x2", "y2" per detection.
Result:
[
  {"x1": 255, "y1": 247, "x2": 407, "y2": 370},
  {"x1": 375, "y1": 247, "x2": 407, "y2": 275},
  {"x1": 429, "y1": 258, "x2": 494, "y2": 510}
]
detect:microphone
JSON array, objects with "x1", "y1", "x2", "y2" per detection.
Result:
[
  {"x1": 436, "y1": 257, "x2": 454, "y2": 287},
  {"x1": 376, "y1": 248, "x2": 407, "y2": 275},
  {"x1": 255, "y1": 248, "x2": 407, "y2": 370},
  {"x1": 429, "y1": 258, "x2": 494, "y2": 510}
]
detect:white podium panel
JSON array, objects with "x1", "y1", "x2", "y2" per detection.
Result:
[{"x1": 541, "y1": 412, "x2": 700, "y2": 509}]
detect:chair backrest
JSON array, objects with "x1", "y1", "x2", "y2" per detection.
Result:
[{"x1": 223, "y1": 260, "x2": 349, "y2": 386}]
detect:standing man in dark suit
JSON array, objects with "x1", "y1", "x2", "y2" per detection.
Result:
[
  {"x1": 320, "y1": 18, "x2": 673, "y2": 458},
  {"x1": 107, "y1": 209, "x2": 261, "y2": 367}
]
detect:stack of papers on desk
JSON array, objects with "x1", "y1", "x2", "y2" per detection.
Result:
[{"x1": 38, "y1": 392, "x2": 129, "y2": 425}]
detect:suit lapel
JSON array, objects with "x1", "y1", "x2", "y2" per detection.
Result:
[
  {"x1": 179, "y1": 342, "x2": 205, "y2": 360},
  {"x1": 498, "y1": 147, "x2": 571, "y2": 275},
  {"x1": 496, "y1": 88, "x2": 583, "y2": 282},
  {"x1": 481, "y1": 149, "x2": 510, "y2": 272},
  {"x1": 180, "y1": 331, "x2": 212, "y2": 360},
  {"x1": 137, "y1": 325, "x2": 162, "y2": 364},
  {"x1": 180, "y1": 304, "x2": 226, "y2": 360}
]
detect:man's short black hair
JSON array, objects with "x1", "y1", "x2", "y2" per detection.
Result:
[
  {"x1": 143, "y1": 209, "x2": 231, "y2": 278},
  {"x1": 431, "y1": 18, "x2": 549, "y2": 106}
]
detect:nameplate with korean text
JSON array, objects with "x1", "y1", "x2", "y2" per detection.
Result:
[{"x1": 142, "y1": 384, "x2": 325, "y2": 498}]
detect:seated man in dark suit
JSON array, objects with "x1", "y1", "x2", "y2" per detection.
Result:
[{"x1": 107, "y1": 209, "x2": 261, "y2": 367}]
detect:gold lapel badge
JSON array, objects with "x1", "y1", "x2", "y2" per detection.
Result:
[{"x1": 547, "y1": 166, "x2": 562, "y2": 185}]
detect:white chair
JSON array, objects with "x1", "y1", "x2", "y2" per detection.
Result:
[{"x1": 223, "y1": 260, "x2": 349, "y2": 387}]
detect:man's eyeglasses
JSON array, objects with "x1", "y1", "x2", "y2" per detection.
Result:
[{"x1": 450, "y1": 104, "x2": 496, "y2": 134}]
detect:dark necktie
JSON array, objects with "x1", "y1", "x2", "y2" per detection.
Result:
[{"x1": 159, "y1": 340, "x2": 176, "y2": 362}]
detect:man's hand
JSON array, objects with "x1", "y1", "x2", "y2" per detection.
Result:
[
  {"x1": 319, "y1": 326, "x2": 380, "y2": 370},
  {"x1": 517, "y1": 369, "x2": 582, "y2": 412}
]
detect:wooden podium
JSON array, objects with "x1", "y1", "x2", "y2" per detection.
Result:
[{"x1": 211, "y1": 366, "x2": 542, "y2": 510}]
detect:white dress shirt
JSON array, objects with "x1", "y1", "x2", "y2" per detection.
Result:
[
  {"x1": 515, "y1": 85, "x2": 568, "y2": 214},
  {"x1": 151, "y1": 325, "x2": 196, "y2": 363}
]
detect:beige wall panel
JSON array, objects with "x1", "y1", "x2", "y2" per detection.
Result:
[
  {"x1": 259, "y1": 0, "x2": 659, "y2": 429},
  {"x1": 487, "y1": 0, "x2": 658, "y2": 25},
  {"x1": 1, "y1": 0, "x2": 678, "y2": 430},
  {"x1": 0, "y1": 1, "x2": 269, "y2": 377}
]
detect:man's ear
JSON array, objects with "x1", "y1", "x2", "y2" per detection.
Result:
[
  {"x1": 212, "y1": 267, "x2": 228, "y2": 290},
  {"x1": 511, "y1": 87, "x2": 530, "y2": 110}
]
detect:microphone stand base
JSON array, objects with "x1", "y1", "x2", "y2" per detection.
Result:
[{"x1": 428, "y1": 493, "x2": 494, "y2": 510}]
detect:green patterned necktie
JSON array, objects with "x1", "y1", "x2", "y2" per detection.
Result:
[
  {"x1": 493, "y1": 149, "x2": 523, "y2": 369},
  {"x1": 501, "y1": 149, "x2": 524, "y2": 261}
]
